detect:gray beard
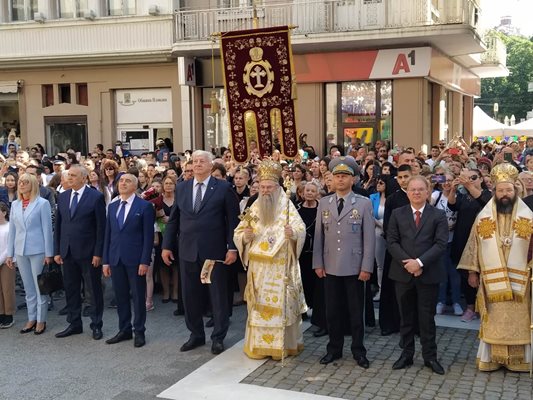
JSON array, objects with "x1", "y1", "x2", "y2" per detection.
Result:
[
  {"x1": 495, "y1": 195, "x2": 516, "y2": 215},
  {"x1": 257, "y1": 188, "x2": 281, "y2": 226}
]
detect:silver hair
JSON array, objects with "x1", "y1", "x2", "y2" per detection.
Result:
[
  {"x1": 192, "y1": 150, "x2": 214, "y2": 163},
  {"x1": 121, "y1": 173, "x2": 138, "y2": 187},
  {"x1": 69, "y1": 164, "x2": 88, "y2": 178},
  {"x1": 61, "y1": 170, "x2": 70, "y2": 178},
  {"x1": 257, "y1": 186, "x2": 281, "y2": 226}
]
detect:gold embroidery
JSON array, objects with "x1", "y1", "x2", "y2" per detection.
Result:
[
  {"x1": 262, "y1": 334, "x2": 275, "y2": 344},
  {"x1": 512, "y1": 217, "x2": 533, "y2": 240},
  {"x1": 477, "y1": 217, "x2": 496, "y2": 239}
]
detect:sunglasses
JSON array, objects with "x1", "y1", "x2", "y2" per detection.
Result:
[
  {"x1": 377, "y1": 181, "x2": 385, "y2": 185},
  {"x1": 469, "y1": 175, "x2": 479, "y2": 181},
  {"x1": 105, "y1": 167, "x2": 115, "y2": 171}
]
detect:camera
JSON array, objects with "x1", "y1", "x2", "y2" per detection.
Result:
[{"x1": 431, "y1": 175, "x2": 446, "y2": 184}]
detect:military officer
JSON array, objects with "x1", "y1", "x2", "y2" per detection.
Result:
[{"x1": 313, "y1": 156, "x2": 375, "y2": 368}]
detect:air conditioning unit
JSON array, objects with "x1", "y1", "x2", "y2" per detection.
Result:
[
  {"x1": 83, "y1": 10, "x2": 96, "y2": 21},
  {"x1": 34, "y1": 13, "x2": 45, "y2": 23},
  {"x1": 148, "y1": 5, "x2": 160, "y2": 16}
]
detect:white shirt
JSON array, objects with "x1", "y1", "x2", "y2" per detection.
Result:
[
  {"x1": 115, "y1": 193, "x2": 136, "y2": 223},
  {"x1": 192, "y1": 176, "x2": 210, "y2": 205},
  {"x1": 70, "y1": 185, "x2": 87, "y2": 208},
  {"x1": 0, "y1": 223, "x2": 9, "y2": 265}
]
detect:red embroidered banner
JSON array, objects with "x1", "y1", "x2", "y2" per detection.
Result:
[{"x1": 220, "y1": 26, "x2": 298, "y2": 163}]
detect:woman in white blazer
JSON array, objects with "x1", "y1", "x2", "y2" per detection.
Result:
[{"x1": 6, "y1": 173, "x2": 53, "y2": 335}]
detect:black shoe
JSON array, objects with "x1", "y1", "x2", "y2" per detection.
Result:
[
  {"x1": 211, "y1": 340, "x2": 224, "y2": 355},
  {"x1": 392, "y1": 355, "x2": 413, "y2": 370},
  {"x1": 0, "y1": 314, "x2": 5, "y2": 325},
  {"x1": 173, "y1": 308, "x2": 185, "y2": 316},
  {"x1": 108, "y1": 299, "x2": 117, "y2": 309},
  {"x1": 0, "y1": 315, "x2": 14, "y2": 329},
  {"x1": 92, "y1": 327, "x2": 103, "y2": 341},
  {"x1": 354, "y1": 355, "x2": 370, "y2": 369},
  {"x1": 134, "y1": 333, "x2": 146, "y2": 348},
  {"x1": 162, "y1": 297, "x2": 170, "y2": 304},
  {"x1": 424, "y1": 359, "x2": 445, "y2": 375},
  {"x1": 301, "y1": 313, "x2": 309, "y2": 321},
  {"x1": 55, "y1": 325, "x2": 83, "y2": 338},
  {"x1": 105, "y1": 331, "x2": 133, "y2": 344},
  {"x1": 313, "y1": 328, "x2": 328, "y2": 338},
  {"x1": 58, "y1": 305, "x2": 68, "y2": 316},
  {"x1": 380, "y1": 328, "x2": 399, "y2": 336},
  {"x1": 205, "y1": 317, "x2": 214, "y2": 328},
  {"x1": 20, "y1": 322, "x2": 36, "y2": 334},
  {"x1": 34, "y1": 322, "x2": 46, "y2": 335},
  {"x1": 82, "y1": 306, "x2": 92, "y2": 317},
  {"x1": 319, "y1": 353, "x2": 342, "y2": 365},
  {"x1": 180, "y1": 337, "x2": 206, "y2": 352}
]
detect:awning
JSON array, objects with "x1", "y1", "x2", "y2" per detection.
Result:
[{"x1": 0, "y1": 81, "x2": 18, "y2": 94}]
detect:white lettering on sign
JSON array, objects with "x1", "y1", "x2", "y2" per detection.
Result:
[{"x1": 369, "y1": 47, "x2": 431, "y2": 80}]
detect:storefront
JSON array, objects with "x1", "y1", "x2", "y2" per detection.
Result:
[
  {"x1": 115, "y1": 88, "x2": 174, "y2": 155},
  {"x1": 0, "y1": 81, "x2": 21, "y2": 154},
  {"x1": 194, "y1": 46, "x2": 479, "y2": 155}
]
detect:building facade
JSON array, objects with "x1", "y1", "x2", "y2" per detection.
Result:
[{"x1": 0, "y1": 0, "x2": 507, "y2": 156}]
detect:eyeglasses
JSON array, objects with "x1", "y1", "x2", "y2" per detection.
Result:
[
  {"x1": 408, "y1": 188, "x2": 427, "y2": 193},
  {"x1": 19, "y1": 180, "x2": 30, "y2": 185},
  {"x1": 469, "y1": 175, "x2": 479, "y2": 181},
  {"x1": 105, "y1": 167, "x2": 115, "y2": 171},
  {"x1": 377, "y1": 181, "x2": 385, "y2": 185}
]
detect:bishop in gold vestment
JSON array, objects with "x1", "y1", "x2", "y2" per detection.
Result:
[
  {"x1": 458, "y1": 163, "x2": 533, "y2": 372},
  {"x1": 234, "y1": 160, "x2": 307, "y2": 359}
]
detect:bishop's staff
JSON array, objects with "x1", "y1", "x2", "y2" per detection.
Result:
[{"x1": 281, "y1": 174, "x2": 293, "y2": 367}]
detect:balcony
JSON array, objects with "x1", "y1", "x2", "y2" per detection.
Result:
[
  {"x1": 0, "y1": 15, "x2": 173, "y2": 69},
  {"x1": 473, "y1": 32, "x2": 508, "y2": 77},
  {"x1": 173, "y1": 0, "x2": 484, "y2": 57}
]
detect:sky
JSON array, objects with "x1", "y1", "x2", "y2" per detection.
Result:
[{"x1": 481, "y1": 0, "x2": 533, "y2": 37}]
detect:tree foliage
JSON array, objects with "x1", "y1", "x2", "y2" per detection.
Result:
[{"x1": 476, "y1": 33, "x2": 533, "y2": 121}]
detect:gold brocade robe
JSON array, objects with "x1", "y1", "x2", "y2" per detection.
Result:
[
  {"x1": 458, "y1": 201, "x2": 533, "y2": 372},
  {"x1": 234, "y1": 192, "x2": 307, "y2": 359}
]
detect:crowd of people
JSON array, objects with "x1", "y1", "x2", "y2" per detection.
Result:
[{"x1": 0, "y1": 134, "x2": 532, "y2": 373}]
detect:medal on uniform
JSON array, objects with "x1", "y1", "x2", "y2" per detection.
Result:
[
  {"x1": 350, "y1": 209, "x2": 361, "y2": 232},
  {"x1": 322, "y1": 210, "x2": 330, "y2": 231}
]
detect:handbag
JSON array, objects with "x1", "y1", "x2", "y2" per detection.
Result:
[{"x1": 37, "y1": 262, "x2": 63, "y2": 295}]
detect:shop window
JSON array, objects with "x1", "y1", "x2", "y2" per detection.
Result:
[
  {"x1": 42, "y1": 84, "x2": 54, "y2": 107},
  {"x1": 59, "y1": 84, "x2": 71, "y2": 104},
  {"x1": 10, "y1": 0, "x2": 37, "y2": 21},
  {"x1": 107, "y1": 0, "x2": 135, "y2": 16},
  {"x1": 45, "y1": 115, "x2": 88, "y2": 155},
  {"x1": 76, "y1": 83, "x2": 88, "y2": 106}
]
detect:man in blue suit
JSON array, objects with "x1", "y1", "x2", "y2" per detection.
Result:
[
  {"x1": 162, "y1": 150, "x2": 240, "y2": 355},
  {"x1": 54, "y1": 165, "x2": 106, "y2": 340},
  {"x1": 103, "y1": 173, "x2": 155, "y2": 348}
]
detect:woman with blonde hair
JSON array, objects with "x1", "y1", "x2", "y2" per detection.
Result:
[{"x1": 6, "y1": 173, "x2": 53, "y2": 334}]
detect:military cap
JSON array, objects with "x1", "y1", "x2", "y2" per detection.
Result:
[{"x1": 329, "y1": 156, "x2": 359, "y2": 176}]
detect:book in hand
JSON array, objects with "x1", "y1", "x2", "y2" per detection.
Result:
[{"x1": 200, "y1": 259, "x2": 219, "y2": 284}]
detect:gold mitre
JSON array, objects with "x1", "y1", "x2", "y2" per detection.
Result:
[
  {"x1": 257, "y1": 159, "x2": 282, "y2": 182},
  {"x1": 490, "y1": 162, "x2": 519, "y2": 185}
]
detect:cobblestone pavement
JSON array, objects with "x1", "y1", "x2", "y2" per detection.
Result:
[{"x1": 241, "y1": 326, "x2": 533, "y2": 400}]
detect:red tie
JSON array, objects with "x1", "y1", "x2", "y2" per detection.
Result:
[{"x1": 415, "y1": 210, "x2": 421, "y2": 228}]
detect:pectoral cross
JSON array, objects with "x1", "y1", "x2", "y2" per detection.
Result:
[
  {"x1": 251, "y1": 65, "x2": 267, "y2": 88},
  {"x1": 239, "y1": 207, "x2": 259, "y2": 227}
]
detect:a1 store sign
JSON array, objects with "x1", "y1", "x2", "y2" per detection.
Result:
[{"x1": 369, "y1": 47, "x2": 431, "y2": 80}]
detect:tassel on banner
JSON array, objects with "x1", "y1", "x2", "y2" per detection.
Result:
[
  {"x1": 291, "y1": 74, "x2": 297, "y2": 100},
  {"x1": 210, "y1": 90, "x2": 220, "y2": 115}
]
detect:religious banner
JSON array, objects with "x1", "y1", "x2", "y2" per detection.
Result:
[{"x1": 220, "y1": 26, "x2": 298, "y2": 163}]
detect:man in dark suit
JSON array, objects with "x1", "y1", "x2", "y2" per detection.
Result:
[
  {"x1": 54, "y1": 165, "x2": 106, "y2": 340},
  {"x1": 103, "y1": 174, "x2": 155, "y2": 348},
  {"x1": 379, "y1": 164, "x2": 412, "y2": 336},
  {"x1": 387, "y1": 175, "x2": 448, "y2": 374},
  {"x1": 162, "y1": 150, "x2": 240, "y2": 355},
  {"x1": 524, "y1": 194, "x2": 533, "y2": 211}
]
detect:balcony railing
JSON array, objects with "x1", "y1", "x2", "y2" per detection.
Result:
[
  {"x1": 174, "y1": 0, "x2": 480, "y2": 42},
  {"x1": 481, "y1": 32, "x2": 507, "y2": 66}
]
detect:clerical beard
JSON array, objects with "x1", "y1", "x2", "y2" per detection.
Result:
[
  {"x1": 495, "y1": 193, "x2": 517, "y2": 215},
  {"x1": 257, "y1": 186, "x2": 281, "y2": 226}
]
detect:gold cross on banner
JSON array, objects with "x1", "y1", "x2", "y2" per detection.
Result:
[{"x1": 239, "y1": 207, "x2": 259, "y2": 227}]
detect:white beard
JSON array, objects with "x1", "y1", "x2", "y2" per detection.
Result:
[{"x1": 257, "y1": 187, "x2": 281, "y2": 226}]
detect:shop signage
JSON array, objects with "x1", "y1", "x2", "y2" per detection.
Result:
[
  {"x1": 369, "y1": 47, "x2": 431, "y2": 79},
  {"x1": 116, "y1": 88, "x2": 172, "y2": 124},
  {"x1": 178, "y1": 57, "x2": 197, "y2": 86}
]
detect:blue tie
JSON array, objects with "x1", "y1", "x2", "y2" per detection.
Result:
[
  {"x1": 70, "y1": 191, "x2": 79, "y2": 217},
  {"x1": 194, "y1": 182, "x2": 203, "y2": 213},
  {"x1": 117, "y1": 200, "x2": 127, "y2": 229}
]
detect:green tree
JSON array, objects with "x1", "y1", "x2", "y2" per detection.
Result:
[{"x1": 476, "y1": 33, "x2": 533, "y2": 121}]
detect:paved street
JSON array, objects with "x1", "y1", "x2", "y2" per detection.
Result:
[{"x1": 2, "y1": 289, "x2": 532, "y2": 400}]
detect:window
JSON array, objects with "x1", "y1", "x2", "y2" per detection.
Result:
[
  {"x1": 202, "y1": 88, "x2": 230, "y2": 152},
  {"x1": 58, "y1": 84, "x2": 71, "y2": 104},
  {"x1": 218, "y1": 0, "x2": 254, "y2": 7},
  {"x1": 59, "y1": 0, "x2": 88, "y2": 18},
  {"x1": 42, "y1": 85, "x2": 54, "y2": 107},
  {"x1": 45, "y1": 116, "x2": 88, "y2": 155},
  {"x1": 107, "y1": 0, "x2": 135, "y2": 16},
  {"x1": 10, "y1": 0, "x2": 37, "y2": 21},
  {"x1": 76, "y1": 83, "x2": 88, "y2": 106}
]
